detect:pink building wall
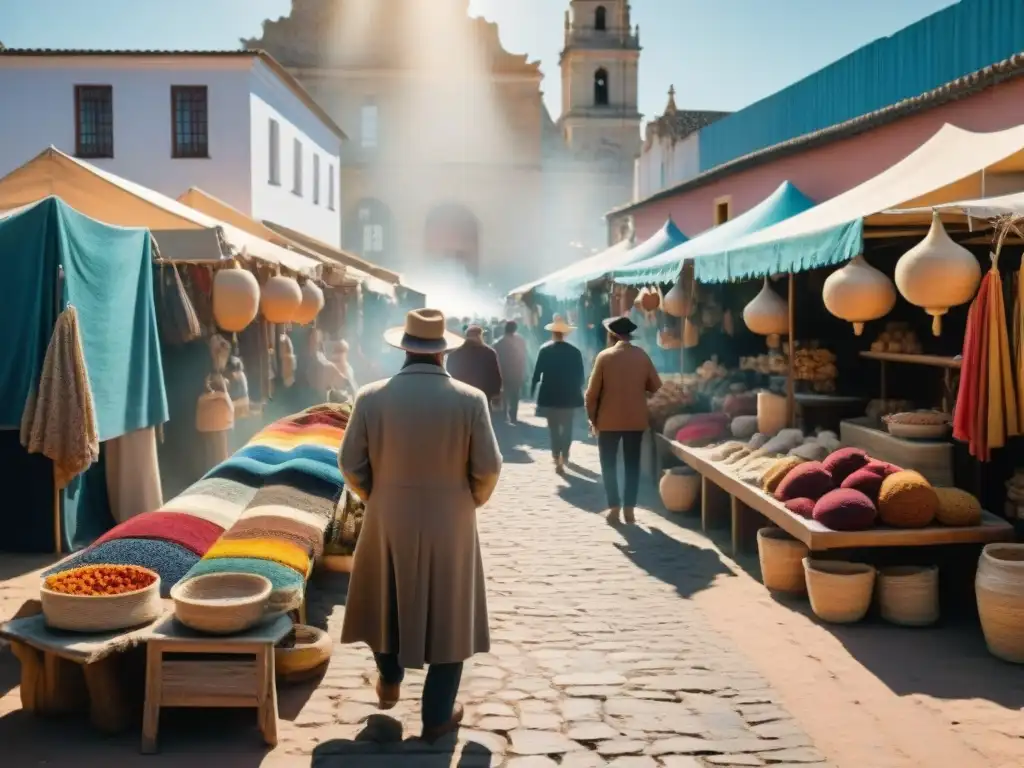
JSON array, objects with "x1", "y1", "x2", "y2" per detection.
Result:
[{"x1": 627, "y1": 77, "x2": 1024, "y2": 241}]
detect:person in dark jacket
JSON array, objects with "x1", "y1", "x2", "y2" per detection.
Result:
[
  {"x1": 493, "y1": 320, "x2": 528, "y2": 424},
  {"x1": 531, "y1": 314, "x2": 585, "y2": 474},
  {"x1": 446, "y1": 325, "x2": 503, "y2": 403}
]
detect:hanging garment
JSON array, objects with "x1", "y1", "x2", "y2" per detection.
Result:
[
  {"x1": 105, "y1": 427, "x2": 164, "y2": 524},
  {"x1": 20, "y1": 305, "x2": 100, "y2": 489},
  {"x1": 985, "y1": 264, "x2": 1021, "y2": 452}
]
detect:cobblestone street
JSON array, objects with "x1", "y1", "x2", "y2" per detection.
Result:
[{"x1": 1, "y1": 405, "x2": 1021, "y2": 767}]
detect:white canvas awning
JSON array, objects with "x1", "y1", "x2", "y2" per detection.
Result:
[
  {"x1": 0, "y1": 147, "x2": 321, "y2": 276},
  {"x1": 692, "y1": 123, "x2": 1024, "y2": 282},
  {"x1": 883, "y1": 189, "x2": 1024, "y2": 220}
]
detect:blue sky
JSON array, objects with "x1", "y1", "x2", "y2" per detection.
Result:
[{"x1": 0, "y1": 0, "x2": 958, "y2": 120}]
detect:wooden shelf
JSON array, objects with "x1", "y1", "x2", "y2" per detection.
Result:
[{"x1": 859, "y1": 351, "x2": 962, "y2": 369}]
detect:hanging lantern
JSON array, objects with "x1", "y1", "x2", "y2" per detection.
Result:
[
  {"x1": 742, "y1": 277, "x2": 789, "y2": 336},
  {"x1": 895, "y1": 212, "x2": 982, "y2": 336},
  {"x1": 662, "y1": 280, "x2": 689, "y2": 317},
  {"x1": 293, "y1": 280, "x2": 325, "y2": 326},
  {"x1": 212, "y1": 261, "x2": 260, "y2": 332},
  {"x1": 260, "y1": 272, "x2": 303, "y2": 324},
  {"x1": 822, "y1": 254, "x2": 897, "y2": 336},
  {"x1": 635, "y1": 286, "x2": 660, "y2": 313}
]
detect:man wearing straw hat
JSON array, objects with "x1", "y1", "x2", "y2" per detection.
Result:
[
  {"x1": 586, "y1": 315, "x2": 663, "y2": 525},
  {"x1": 531, "y1": 313, "x2": 586, "y2": 474},
  {"x1": 339, "y1": 308, "x2": 503, "y2": 742}
]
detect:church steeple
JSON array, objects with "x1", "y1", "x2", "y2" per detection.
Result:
[{"x1": 558, "y1": 2, "x2": 641, "y2": 163}]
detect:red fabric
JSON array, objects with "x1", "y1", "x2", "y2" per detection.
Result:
[
  {"x1": 676, "y1": 421, "x2": 726, "y2": 445},
  {"x1": 974, "y1": 276, "x2": 992, "y2": 461},
  {"x1": 288, "y1": 410, "x2": 351, "y2": 429},
  {"x1": 92, "y1": 512, "x2": 225, "y2": 557},
  {"x1": 954, "y1": 273, "x2": 990, "y2": 459}
]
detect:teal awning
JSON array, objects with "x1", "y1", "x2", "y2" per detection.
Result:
[
  {"x1": 535, "y1": 219, "x2": 687, "y2": 300},
  {"x1": 612, "y1": 182, "x2": 815, "y2": 285}
]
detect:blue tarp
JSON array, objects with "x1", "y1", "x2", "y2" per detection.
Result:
[
  {"x1": 613, "y1": 182, "x2": 816, "y2": 285},
  {"x1": 0, "y1": 196, "x2": 168, "y2": 438},
  {"x1": 535, "y1": 219, "x2": 687, "y2": 300}
]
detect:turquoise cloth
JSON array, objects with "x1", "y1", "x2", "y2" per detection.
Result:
[
  {"x1": 0, "y1": 197, "x2": 168, "y2": 439},
  {"x1": 537, "y1": 219, "x2": 687, "y2": 300},
  {"x1": 185, "y1": 557, "x2": 306, "y2": 592},
  {"x1": 614, "y1": 182, "x2": 816, "y2": 285}
]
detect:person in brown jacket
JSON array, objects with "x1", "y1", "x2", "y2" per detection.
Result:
[
  {"x1": 585, "y1": 316, "x2": 663, "y2": 525},
  {"x1": 446, "y1": 325, "x2": 503, "y2": 403},
  {"x1": 493, "y1": 320, "x2": 528, "y2": 424}
]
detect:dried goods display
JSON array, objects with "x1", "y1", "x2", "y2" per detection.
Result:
[
  {"x1": 44, "y1": 564, "x2": 157, "y2": 596},
  {"x1": 868, "y1": 322, "x2": 923, "y2": 354}
]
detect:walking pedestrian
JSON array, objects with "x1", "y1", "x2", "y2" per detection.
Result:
[
  {"x1": 446, "y1": 325, "x2": 503, "y2": 406},
  {"x1": 339, "y1": 308, "x2": 503, "y2": 741},
  {"x1": 585, "y1": 315, "x2": 663, "y2": 525},
  {"x1": 493, "y1": 320, "x2": 528, "y2": 424},
  {"x1": 531, "y1": 314, "x2": 585, "y2": 474}
]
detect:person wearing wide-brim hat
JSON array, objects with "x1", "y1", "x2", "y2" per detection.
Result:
[
  {"x1": 531, "y1": 314, "x2": 585, "y2": 473},
  {"x1": 339, "y1": 308, "x2": 502, "y2": 742},
  {"x1": 585, "y1": 315, "x2": 663, "y2": 525}
]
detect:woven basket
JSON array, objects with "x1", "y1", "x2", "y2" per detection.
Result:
[
  {"x1": 170, "y1": 573, "x2": 272, "y2": 635},
  {"x1": 276, "y1": 624, "x2": 333, "y2": 684},
  {"x1": 976, "y1": 544, "x2": 1024, "y2": 663},
  {"x1": 659, "y1": 469, "x2": 700, "y2": 513},
  {"x1": 877, "y1": 565, "x2": 939, "y2": 627},
  {"x1": 757, "y1": 528, "x2": 809, "y2": 594},
  {"x1": 40, "y1": 570, "x2": 163, "y2": 633},
  {"x1": 803, "y1": 559, "x2": 876, "y2": 624}
]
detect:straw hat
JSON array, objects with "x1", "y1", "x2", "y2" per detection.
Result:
[
  {"x1": 603, "y1": 315, "x2": 638, "y2": 337},
  {"x1": 383, "y1": 309, "x2": 464, "y2": 354},
  {"x1": 544, "y1": 314, "x2": 575, "y2": 334}
]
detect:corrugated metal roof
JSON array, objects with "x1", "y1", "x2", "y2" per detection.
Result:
[
  {"x1": 0, "y1": 48, "x2": 348, "y2": 141},
  {"x1": 610, "y1": 50, "x2": 1024, "y2": 219}
]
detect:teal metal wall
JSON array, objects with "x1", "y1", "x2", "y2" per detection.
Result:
[{"x1": 698, "y1": 0, "x2": 1024, "y2": 172}]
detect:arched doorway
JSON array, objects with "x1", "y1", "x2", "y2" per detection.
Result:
[
  {"x1": 424, "y1": 203, "x2": 480, "y2": 277},
  {"x1": 344, "y1": 197, "x2": 394, "y2": 265}
]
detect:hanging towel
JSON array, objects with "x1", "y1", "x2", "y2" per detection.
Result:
[
  {"x1": 105, "y1": 426, "x2": 164, "y2": 524},
  {"x1": 20, "y1": 305, "x2": 100, "y2": 489}
]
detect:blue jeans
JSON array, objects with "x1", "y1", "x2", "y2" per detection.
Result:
[{"x1": 598, "y1": 430, "x2": 644, "y2": 508}]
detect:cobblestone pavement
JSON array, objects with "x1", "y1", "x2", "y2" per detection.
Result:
[{"x1": 0, "y1": 404, "x2": 836, "y2": 767}]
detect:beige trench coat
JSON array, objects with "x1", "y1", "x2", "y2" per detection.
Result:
[{"x1": 338, "y1": 363, "x2": 502, "y2": 669}]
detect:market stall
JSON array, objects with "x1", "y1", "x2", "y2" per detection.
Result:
[
  {"x1": 650, "y1": 124, "x2": 1024, "y2": 646},
  {"x1": 0, "y1": 196, "x2": 168, "y2": 553}
]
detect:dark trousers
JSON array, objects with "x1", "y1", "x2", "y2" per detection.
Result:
[
  {"x1": 598, "y1": 430, "x2": 644, "y2": 509},
  {"x1": 546, "y1": 408, "x2": 575, "y2": 460},
  {"x1": 372, "y1": 560, "x2": 463, "y2": 729},
  {"x1": 373, "y1": 653, "x2": 463, "y2": 729},
  {"x1": 504, "y1": 386, "x2": 522, "y2": 423}
]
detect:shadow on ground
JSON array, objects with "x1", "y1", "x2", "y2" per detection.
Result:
[{"x1": 312, "y1": 714, "x2": 492, "y2": 767}]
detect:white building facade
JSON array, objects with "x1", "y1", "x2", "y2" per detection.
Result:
[
  {"x1": 0, "y1": 50, "x2": 346, "y2": 247},
  {"x1": 632, "y1": 86, "x2": 729, "y2": 203}
]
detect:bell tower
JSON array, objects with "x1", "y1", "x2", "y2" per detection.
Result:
[{"x1": 559, "y1": 1, "x2": 641, "y2": 164}]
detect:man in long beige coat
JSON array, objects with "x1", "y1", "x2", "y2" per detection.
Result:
[{"x1": 339, "y1": 308, "x2": 503, "y2": 742}]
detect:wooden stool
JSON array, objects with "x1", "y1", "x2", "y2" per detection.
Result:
[{"x1": 141, "y1": 614, "x2": 292, "y2": 754}]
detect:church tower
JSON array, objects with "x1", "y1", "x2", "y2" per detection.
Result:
[{"x1": 558, "y1": 1, "x2": 641, "y2": 164}]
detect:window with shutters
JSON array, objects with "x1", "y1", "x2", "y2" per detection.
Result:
[
  {"x1": 171, "y1": 85, "x2": 208, "y2": 158},
  {"x1": 74, "y1": 85, "x2": 114, "y2": 158}
]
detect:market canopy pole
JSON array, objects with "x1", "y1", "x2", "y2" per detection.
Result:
[{"x1": 787, "y1": 273, "x2": 796, "y2": 428}]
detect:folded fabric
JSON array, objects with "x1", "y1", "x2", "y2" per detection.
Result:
[
  {"x1": 92, "y1": 511, "x2": 224, "y2": 556},
  {"x1": 239, "y1": 504, "x2": 331, "y2": 529},
  {"x1": 252, "y1": 422, "x2": 345, "y2": 441},
  {"x1": 287, "y1": 407, "x2": 352, "y2": 430},
  {"x1": 237, "y1": 442, "x2": 339, "y2": 469},
  {"x1": 43, "y1": 538, "x2": 199, "y2": 597},
  {"x1": 204, "y1": 455, "x2": 344, "y2": 490},
  {"x1": 184, "y1": 557, "x2": 306, "y2": 612},
  {"x1": 245, "y1": 485, "x2": 337, "y2": 521},
  {"x1": 159, "y1": 492, "x2": 252, "y2": 530},
  {"x1": 246, "y1": 433, "x2": 341, "y2": 452},
  {"x1": 204, "y1": 537, "x2": 311, "y2": 576},
  {"x1": 221, "y1": 519, "x2": 323, "y2": 558}
]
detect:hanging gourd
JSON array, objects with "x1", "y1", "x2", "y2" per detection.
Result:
[
  {"x1": 662, "y1": 280, "x2": 689, "y2": 317},
  {"x1": 743, "y1": 277, "x2": 789, "y2": 336},
  {"x1": 822, "y1": 254, "x2": 897, "y2": 335},
  {"x1": 212, "y1": 261, "x2": 260, "y2": 332},
  {"x1": 260, "y1": 270, "x2": 303, "y2": 324},
  {"x1": 636, "y1": 286, "x2": 660, "y2": 313},
  {"x1": 293, "y1": 280, "x2": 325, "y2": 326},
  {"x1": 895, "y1": 212, "x2": 982, "y2": 336}
]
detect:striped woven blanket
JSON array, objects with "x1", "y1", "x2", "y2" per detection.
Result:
[{"x1": 180, "y1": 403, "x2": 351, "y2": 612}]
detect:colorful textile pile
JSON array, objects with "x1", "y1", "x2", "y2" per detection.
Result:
[
  {"x1": 43, "y1": 473, "x2": 259, "y2": 596},
  {"x1": 179, "y1": 403, "x2": 350, "y2": 612}
]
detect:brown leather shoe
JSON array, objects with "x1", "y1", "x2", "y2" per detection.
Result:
[
  {"x1": 420, "y1": 703, "x2": 464, "y2": 743},
  {"x1": 376, "y1": 678, "x2": 401, "y2": 710},
  {"x1": 623, "y1": 507, "x2": 636, "y2": 525}
]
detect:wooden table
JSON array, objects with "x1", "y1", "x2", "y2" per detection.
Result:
[
  {"x1": 0, "y1": 605, "x2": 164, "y2": 733},
  {"x1": 141, "y1": 613, "x2": 292, "y2": 754},
  {"x1": 659, "y1": 435, "x2": 1014, "y2": 555}
]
